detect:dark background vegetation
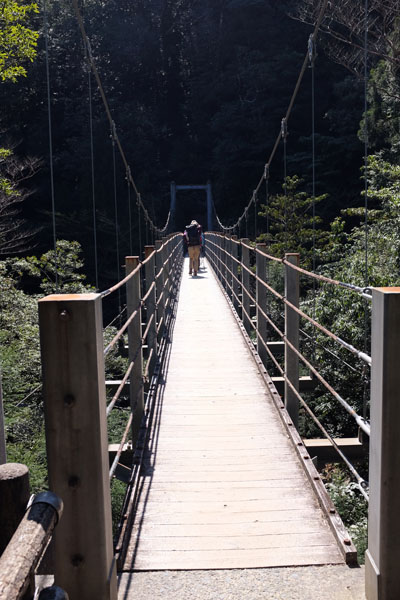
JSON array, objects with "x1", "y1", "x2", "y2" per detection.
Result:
[
  {"x1": 1, "y1": 0, "x2": 365, "y2": 289},
  {"x1": 2, "y1": 0, "x2": 400, "y2": 561}
]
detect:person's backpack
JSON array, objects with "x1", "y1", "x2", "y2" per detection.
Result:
[{"x1": 186, "y1": 224, "x2": 201, "y2": 246}]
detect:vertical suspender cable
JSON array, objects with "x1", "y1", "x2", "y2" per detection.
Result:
[
  {"x1": 245, "y1": 210, "x2": 248, "y2": 238},
  {"x1": 363, "y1": 0, "x2": 369, "y2": 421},
  {"x1": 126, "y1": 169, "x2": 133, "y2": 255},
  {"x1": 87, "y1": 59, "x2": 99, "y2": 289},
  {"x1": 264, "y1": 164, "x2": 270, "y2": 250},
  {"x1": 309, "y1": 34, "x2": 317, "y2": 359},
  {"x1": 43, "y1": 0, "x2": 58, "y2": 290},
  {"x1": 137, "y1": 196, "x2": 142, "y2": 253},
  {"x1": 254, "y1": 192, "x2": 257, "y2": 240},
  {"x1": 364, "y1": 0, "x2": 369, "y2": 290},
  {"x1": 264, "y1": 164, "x2": 270, "y2": 336},
  {"x1": 281, "y1": 118, "x2": 288, "y2": 251},
  {"x1": 111, "y1": 122, "x2": 121, "y2": 312}
]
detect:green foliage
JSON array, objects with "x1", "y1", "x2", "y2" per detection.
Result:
[
  {"x1": 257, "y1": 176, "x2": 327, "y2": 266},
  {"x1": 1, "y1": 240, "x2": 94, "y2": 489},
  {"x1": 111, "y1": 477, "x2": 127, "y2": 538},
  {"x1": 13, "y1": 239, "x2": 95, "y2": 294},
  {"x1": 0, "y1": 1, "x2": 39, "y2": 82},
  {"x1": 324, "y1": 465, "x2": 368, "y2": 564}
]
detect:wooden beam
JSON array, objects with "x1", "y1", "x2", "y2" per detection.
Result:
[
  {"x1": 271, "y1": 375, "x2": 315, "y2": 395},
  {"x1": 304, "y1": 438, "x2": 368, "y2": 464}
]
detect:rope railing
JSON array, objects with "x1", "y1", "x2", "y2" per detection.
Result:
[{"x1": 205, "y1": 232, "x2": 371, "y2": 503}]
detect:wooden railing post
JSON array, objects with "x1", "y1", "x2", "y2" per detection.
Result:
[
  {"x1": 155, "y1": 240, "x2": 165, "y2": 341},
  {"x1": 366, "y1": 288, "x2": 400, "y2": 600},
  {"x1": 0, "y1": 463, "x2": 30, "y2": 556},
  {"x1": 38, "y1": 293, "x2": 117, "y2": 600},
  {"x1": 144, "y1": 246, "x2": 157, "y2": 377},
  {"x1": 221, "y1": 234, "x2": 227, "y2": 290},
  {"x1": 231, "y1": 236, "x2": 240, "y2": 313},
  {"x1": 126, "y1": 257, "x2": 144, "y2": 444},
  {"x1": 215, "y1": 234, "x2": 220, "y2": 280},
  {"x1": 226, "y1": 235, "x2": 233, "y2": 300},
  {"x1": 162, "y1": 236, "x2": 169, "y2": 314},
  {"x1": 256, "y1": 243, "x2": 268, "y2": 367},
  {"x1": 284, "y1": 253, "x2": 300, "y2": 428},
  {"x1": 241, "y1": 239, "x2": 251, "y2": 335}
]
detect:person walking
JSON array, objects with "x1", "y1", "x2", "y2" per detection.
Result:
[{"x1": 183, "y1": 220, "x2": 202, "y2": 276}]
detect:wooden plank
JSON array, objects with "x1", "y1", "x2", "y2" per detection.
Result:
[
  {"x1": 135, "y1": 498, "x2": 320, "y2": 514},
  {"x1": 136, "y1": 531, "x2": 338, "y2": 552},
  {"x1": 127, "y1": 546, "x2": 343, "y2": 571},
  {"x1": 123, "y1": 257, "x2": 347, "y2": 572},
  {"x1": 133, "y1": 518, "x2": 330, "y2": 537},
  {"x1": 132, "y1": 508, "x2": 321, "y2": 526}
]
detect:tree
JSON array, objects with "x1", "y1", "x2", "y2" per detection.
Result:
[
  {"x1": 0, "y1": 1, "x2": 40, "y2": 255},
  {"x1": 0, "y1": 0, "x2": 39, "y2": 82},
  {"x1": 292, "y1": 0, "x2": 400, "y2": 77},
  {"x1": 0, "y1": 148, "x2": 40, "y2": 255},
  {"x1": 257, "y1": 175, "x2": 327, "y2": 266}
]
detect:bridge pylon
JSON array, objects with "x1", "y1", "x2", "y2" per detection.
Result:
[{"x1": 170, "y1": 181, "x2": 213, "y2": 231}]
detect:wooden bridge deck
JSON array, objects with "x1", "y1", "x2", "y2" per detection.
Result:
[{"x1": 121, "y1": 257, "x2": 344, "y2": 571}]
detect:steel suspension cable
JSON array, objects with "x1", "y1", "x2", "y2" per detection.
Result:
[
  {"x1": 213, "y1": 0, "x2": 330, "y2": 233},
  {"x1": 111, "y1": 125, "x2": 121, "y2": 311},
  {"x1": 309, "y1": 33, "x2": 317, "y2": 361},
  {"x1": 254, "y1": 191, "x2": 258, "y2": 240},
  {"x1": 137, "y1": 197, "x2": 142, "y2": 255},
  {"x1": 281, "y1": 118, "x2": 288, "y2": 251},
  {"x1": 71, "y1": 0, "x2": 170, "y2": 235},
  {"x1": 363, "y1": 0, "x2": 370, "y2": 421},
  {"x1": 43, "y1": 0, "x2": 58, "y2": 290},
  {"x1": 127, "y1": 169, "x2": 133, "y2": 256},
  {"x1": 87, "y1": 61, "x2": 99, "y2": 289}
]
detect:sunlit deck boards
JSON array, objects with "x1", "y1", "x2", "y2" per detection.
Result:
[{"x1": 122, "y1": 258, "x2": 343, "y2": 571}]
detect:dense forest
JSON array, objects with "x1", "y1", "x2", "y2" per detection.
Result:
[{"x1": 1, "y1": 0, "x2": 400, "y2": 560}]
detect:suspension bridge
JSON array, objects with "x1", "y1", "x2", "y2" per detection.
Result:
[{"x1": 0, "y1": 1, "x2": 398, "y2": 599}]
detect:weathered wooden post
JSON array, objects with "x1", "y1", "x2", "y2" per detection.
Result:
[
  {"x1": 365, "y1": 288, "x2": 400, "y2": 600},
  {"x1": 0, "y1": 463, "x2": 30, "y2": 556},
  {"x1": 231, "y1": 236, "x2": 240, "y2": 313},
  {"x1": 226, "y1": 235, "x2": 233, "y2": 300},
  {"x1": 126, "y1": 257, "x2": 144, "y2": 444},
  {"x1": 241, "y1": 238, "x2": 251, "y2": 335},
  {"x1": 155, "y1": 240, "x2": 165, "y2": 341},
  {"x1": 38, "y1": 293, "x2": 117, "y2": 600},
  {"x1": 256, "y1": 243, "x2": 268, "y2": 367},
  {"x1": 144, "y1": 246, "x2": 157, "y2": 377},
  {"x1": 284, "y1": 253, "x2": 300, "y2": 428},
  {"x1": 162, "y1": 236, "x2": 169, "y2": 316},
  {"x1": 215, "y1": 234, "x2": 221, "y2": 281},
  {"x1": 0, "y1": 491, "x2": 63, "y2": 599},
  {"x1": 221, "y1": 235, "x2": 227, "y2": 290}
]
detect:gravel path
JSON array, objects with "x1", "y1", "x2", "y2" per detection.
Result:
[{"x1": 118, "y1": 565, "x2": 365, "y2": 600}]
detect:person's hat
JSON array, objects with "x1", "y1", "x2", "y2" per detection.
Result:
[{"x1": 190, "y1": 220, "x2": 198, "y2": 226}]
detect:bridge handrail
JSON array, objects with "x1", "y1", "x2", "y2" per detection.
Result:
[
  {"x1": 205, "y1": 232, "x2": 370, "y2": 495},
  {"x1": 0, "y1": 491, "x2": 65, "y2": 600},
  {"x1": 37, "y1": 233, "x2": 183, "y2": 599}
]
